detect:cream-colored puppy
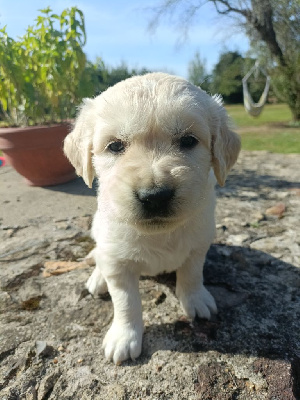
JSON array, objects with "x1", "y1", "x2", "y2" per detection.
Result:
[{"x1": 64, "y1": 73, "x2": 240, "y2": 364}]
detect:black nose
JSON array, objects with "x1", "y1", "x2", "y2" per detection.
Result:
[{"x1": 137, "y1": 186, "x2": 175, "y2": 217}]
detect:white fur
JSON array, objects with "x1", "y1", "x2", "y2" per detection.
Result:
[{"x1": 64, "y1": 73, "x2": 240, "y2": 364}]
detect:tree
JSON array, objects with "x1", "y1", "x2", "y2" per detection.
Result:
[
  {"x1": 210, "y1": 51, "x2": 244, "y2": 103},
  {"x1": 150, "y1": 0, "x2": 300, "y2": 121},
  {"x1": 188, "y1": 51, "x2": 211, "y2": 91},
  {"x1": 94, "y1": 61, "x2": 151, "y2": 93},
  {"x1": 76, "y1": 60, "x2": 152, "y2": 99},
  {"x1": 208, "y1": 51, "x2": 269, "y2": 104}
]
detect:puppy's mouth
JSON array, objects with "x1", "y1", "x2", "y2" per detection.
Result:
[
  {"x1": 135, "y1": 216, "x2": 182, "y2": 233},
  {"x1": 141, "y1": 217, "x2": 169, "y2": 226}
]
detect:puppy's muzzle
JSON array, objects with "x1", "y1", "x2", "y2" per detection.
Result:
[{"x1": 136, "y1": 186, "x2": 175, "y2": 219}]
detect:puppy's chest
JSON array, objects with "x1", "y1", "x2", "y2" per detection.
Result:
[
  {"x1": 137, "y1": 234, "x2": 194, "y2": 276},
  {"x1": 95, "y1": 218, "x2": 209, "y2": 276}
]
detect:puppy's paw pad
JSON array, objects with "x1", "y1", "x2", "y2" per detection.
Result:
[
  {"x1": 178, "y1": 286, "x2": 217, "y2": 320},
  {"x1": 103, "y1": 323, "x2": 143, "y2": 364},
  {"x1": 86, "y1": 267, "x2": 108, "y2": 296}
]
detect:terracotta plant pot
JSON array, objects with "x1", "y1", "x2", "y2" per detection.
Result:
[{"x1": 0, "y1": 124, "x2": 76, "y2": 186}]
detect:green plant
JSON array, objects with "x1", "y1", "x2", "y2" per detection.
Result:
[{"x1": 0, "y1": 7, "x2": 87, "y2": 126}]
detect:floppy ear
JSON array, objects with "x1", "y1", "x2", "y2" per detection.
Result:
[
  {"x1": 64, "y1": 99, "x2": 95, "y2": 188},
  {"x1": 210, "y1": 97, "x2": 241, "y2": 186}
]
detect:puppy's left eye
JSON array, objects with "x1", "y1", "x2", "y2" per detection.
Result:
[
  {"x1": 107, "y1": 140, "x2": 125, "y2": 154},
  {"x1": 179, "y1": 135, "x2": 198, "y2": 150}
]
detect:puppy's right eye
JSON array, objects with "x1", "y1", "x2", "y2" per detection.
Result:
[
  {"x1": 179, "y1": 135, "x2": 198, "y2": 150},
  {"x1": 107, "y1": 141, "x2": 125, "y2": 154}
]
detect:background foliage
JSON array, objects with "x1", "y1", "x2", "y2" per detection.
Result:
[
  {"x1": 150, "y1": 0, "x2": 300, "y2": 121},
  {"x1": 188, "y1": 50, "x2": 273, "y2": 105},
  {"x1": 0, "y1": 2, "x2": 298, "y2": 127},
  {"x1": 0, "y1": 7, "x2": 87, "y2": 126}
]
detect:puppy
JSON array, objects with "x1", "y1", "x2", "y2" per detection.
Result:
[{"x1": 64, "y1": 73, "x2": 240, "y2": 364}]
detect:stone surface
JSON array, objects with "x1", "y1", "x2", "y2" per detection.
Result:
[{"x1": 0, "y1": 151, "x2": 300, "y2": 399}]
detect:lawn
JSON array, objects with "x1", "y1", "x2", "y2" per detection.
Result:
[{"x1": 225, "y1": 104, "x2": 300, "y2": 154}]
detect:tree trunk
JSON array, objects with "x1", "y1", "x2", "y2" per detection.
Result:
[
  {"x1": 281, "y1": 66, "x2": 300, "y2": 122},
  {"x1": 289, "y1": 101, "x2": 300, "y2": 123}
]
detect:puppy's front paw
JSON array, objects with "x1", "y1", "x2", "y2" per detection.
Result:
[
  {"x1": 177, "y1": 285, "x2": 217, "y2": 320},
  {"x1": 103, "y1": 322, "x2": 143, "y2": 364},
  {"x1": 86, "y1": 267, "x2": 108, "y2": 296}
]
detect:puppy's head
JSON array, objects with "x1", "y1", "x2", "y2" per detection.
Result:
[{"x1": 64, "y1": 73, "x2": 240, "y2": 233}]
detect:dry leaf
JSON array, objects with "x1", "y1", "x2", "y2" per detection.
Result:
[
  {"x1": 265, "y1": 202, "x2": 286, "y2": 218},
  {"x1": 43, "y1": 261, "x2": 89, "y2": 277}
]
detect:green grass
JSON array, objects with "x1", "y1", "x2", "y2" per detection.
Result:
[
  {"x1": 225, "y1": 104, "x2": 300, "y2": 153},
  {"x1": 240, "y1": 130, "x2": 300, "y2": 153},
  {"x1": 225, "y1": 103, "x2": 293, "y2": 127}
]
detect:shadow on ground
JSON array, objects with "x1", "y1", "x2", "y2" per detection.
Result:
[
  {"x1": 137, "y1": 244, "x2": 300, "y2": 398},
  {"x1": 141, "y1": 244, "x2": 300, "y2": 360},
  {"x1": 44, "y1": 177, "x2": 97, "y2": 196},
  {"x1": 218, "y1": 169, "x2": 300, "y2": 200}
]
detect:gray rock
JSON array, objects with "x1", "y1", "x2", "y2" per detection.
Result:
[{"x1": 35, "y1": 341, "x2": 55, "y2": 358}]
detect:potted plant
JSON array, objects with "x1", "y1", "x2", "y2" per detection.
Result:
[{"x1": 0, "y1": 7, "x2": 89, "y2": 186}]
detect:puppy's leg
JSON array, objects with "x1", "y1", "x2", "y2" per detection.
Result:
[
  {"x1": 176, "y1": 252, "x2": 217, "y2": 319},
  {"x1": 103, "y1": 269, "x2": 143, "y2": 364},
  {"x1": 86, "y1": 266, "x2": 108, "y2": 296}
]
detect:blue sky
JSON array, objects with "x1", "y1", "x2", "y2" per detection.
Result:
[{"x1": 0, "y1": 0, "x2": 249, "y2": 78}]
